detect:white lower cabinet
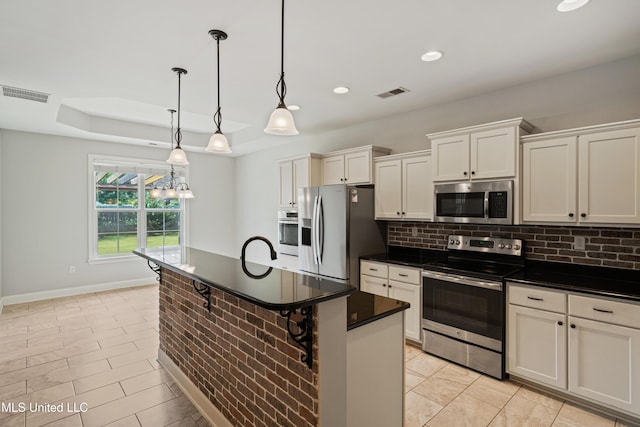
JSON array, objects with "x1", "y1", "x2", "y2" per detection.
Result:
[
  {"x1": 507, "y1": 282, "x2": 640, "y2": 419},
  {"x1": 360, "y1": 260, "x2": 421, "y2": 342}
]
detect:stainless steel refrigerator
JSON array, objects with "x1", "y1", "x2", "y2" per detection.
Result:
[{"x1": 298, "y1": 185, "x2": 386, "y2": 287}]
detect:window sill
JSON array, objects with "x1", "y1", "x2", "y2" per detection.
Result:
[{"x1": 88, "y1": 254, "x2": 141, "y2": 265}]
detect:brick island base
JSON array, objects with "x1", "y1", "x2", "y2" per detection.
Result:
[{"x1": 158, "y1": 268, "x2": 348, "y2": 427}]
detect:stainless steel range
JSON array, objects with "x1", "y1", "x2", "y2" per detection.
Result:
[{"x1": 421, "y1": 235, "x2": 524, "y2": 379}]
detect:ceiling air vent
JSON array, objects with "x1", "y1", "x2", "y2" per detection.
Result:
[
  {"x1": 2, "y1": 85, "x2": 50, "y2": 103},
  {"x1": 376, "y1": 87, "x2": 410, "y2": 99}
]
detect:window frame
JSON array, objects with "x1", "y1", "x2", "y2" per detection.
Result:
[{"x1": 88, "y1": 154, "x2": 190, "y2": 264}]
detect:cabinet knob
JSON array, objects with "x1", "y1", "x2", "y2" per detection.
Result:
[
  {"x1": 463, "y1": 171, "x2": 468, "y2": 176},
  {"x1": 396, "y1": 212, "x2": 401, "y2": 216},
  {"x1": 382, "y1": 284, "x2": 387, "y2": 287},
  {"x1": 471, "y1": 171, "x2": 475, "y2": 175},
  {"x1": 388, "y1": 284, "x2": 392, "y2": 288},
  {"x1": 581, "y1": 213, "x2": 586, "y2": 218},
  {"x1": 570, "y1": 324, "x2": 576, "y2": 329},
  {"x1": 558, "y1": 321, "x2": 563, "y2": 326},
  {"x1": 568, "y1": 213, "x2": 574, "y2": 218},
  {"x1": 401, "y1": 212, "x2": 406, "y2": 215}
]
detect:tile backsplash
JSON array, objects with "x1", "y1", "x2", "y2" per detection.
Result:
[{"x1": 388, "y1": 222, "x2": 640, "y2": 270}]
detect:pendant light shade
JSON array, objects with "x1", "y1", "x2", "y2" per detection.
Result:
[
  {"x1": 265, "y1": 106, "x2": 298, "y2": 135},
  {"x1": 167, "y1": 67, "x2": 189, "y2": 165},
  {"x1": 205, "y1": 29, "x2": 232, "y2": 153},
  {"x1": 167, "y1": 146, "x2": 188, "y2": 165},
  {"x1": 264, "y1": 0, "x2": 298, "y2": 136}
]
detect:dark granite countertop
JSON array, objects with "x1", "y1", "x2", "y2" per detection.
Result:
[
  {"x1": 506, "y1": 261, "x2": 640, "y2": 302},
  {"x1": 134, "y1": 247, "x2": 355, "y2": 311},
  {"x1": 361, "y1": 246, "x2": 447, "y2": 269},
  {"x1": 347, "y1": 290, "x2": 410, "y2": 331}
]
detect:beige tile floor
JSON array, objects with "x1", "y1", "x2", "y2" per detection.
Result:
[{"x1": 0, "y1": 285, "x2": 636, "y2": 427}]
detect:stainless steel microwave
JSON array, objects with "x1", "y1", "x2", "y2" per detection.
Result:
[{"x1": 434, "y1": 180, "x2": 513, "y2": 225}]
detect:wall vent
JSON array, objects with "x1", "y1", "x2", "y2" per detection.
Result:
[
  {"x1": 2, "y1": 85, "x2": 50, "y2": 103},
  {"x1": 376, "y1": 87, "x2": 410, "y2": 99}
]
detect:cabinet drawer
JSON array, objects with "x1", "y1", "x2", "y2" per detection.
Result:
[
  {"x1": 508, "y1": 283, "x2": 566, "y2": 313},
  {"x1": 569, "y1": 295, "x2": 640, "y2": 329},
  {"x1": 388, "y1": 265, "x2": 420, "y2": 284},
  {"x1": 360, "y1": 261, "x2": 388, "y2": 279}
]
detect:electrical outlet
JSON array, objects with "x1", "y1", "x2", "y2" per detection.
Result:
[
  {"x1": 69, "y1": 265, "x2": 76, "y2": 273},
  {"x1": 574, "y1": 236, "x2": 586, "y2": 250},
  {"x1": 411, "y1": 226, "x2": 418, "y2": 237}
]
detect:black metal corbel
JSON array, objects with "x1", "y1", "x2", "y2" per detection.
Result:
[
  {"x1": 147, "y1": 260, "x2": 162, "y2": 282},
  {"x1": 279, "y1": 306, "x2": 313, "y2": 369},
  {"x1": 192, "y1": 281, "x2": 212, "y2": 312}
]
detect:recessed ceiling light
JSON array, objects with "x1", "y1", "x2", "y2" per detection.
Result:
[
  {"x1": 421, "y1": 50, "x2": 443, "y2": 62},
  {"x1": 557, "y1": 0, "x2": 590, "y2": 12},
  {"x1": 287, "y1": 104, "x2": 300, "y2": 111},
  {"x1": 333, "y1": 86, "x2": 350, "y2": 94}
]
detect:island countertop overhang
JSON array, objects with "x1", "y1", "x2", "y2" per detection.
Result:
[{"x1": 134, "y1": 246, "x2": 356, "y2": 311}]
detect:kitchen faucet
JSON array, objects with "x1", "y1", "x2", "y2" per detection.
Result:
[{"x1": 240, "y1": 236, "x2": 278, "y2": 261}]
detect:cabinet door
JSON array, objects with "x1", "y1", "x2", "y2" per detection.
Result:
[
  {"x1": 522, "y1": 137, "x2": 577, "y2": 223},
  {"x1": 568, "y1": 316, "x2": 640, "y2": 415},
  {"x1": 403, "y1": 155, "x2": 433, "y2": 220},
  {"x1": 507, "y1": 305, "x2": 567, "y2": 389},
  {"x1": 374, "y1": 160, "x2": 402, "y2": 219},
  {"x1": 278, "y1": 160, "x2": 294, "y2": 208},
  {"x1": 345, "y1": 150, "x2": 372, "y2": 184},
  {"x1": 292, "y1": 157, "x2": 309, "y2": 208},
  {"x1": 578, "y1": 128, "x2": 640, "y2": 224},
  {"x1": 471, "y1": 126, "x2": 516, "y2": 179},
  {"x1": 360, "y1": 275, "x2": 388, "y2": 297},
  {"x1": 432, "y1": 135, "x2": 470, "y2": 182},
  {"x1": 322, "y1": 154, "x2": 345, "y2": 185},
  {"x1": 388, "y1": 280, "x2": 421, "y2": 342}
]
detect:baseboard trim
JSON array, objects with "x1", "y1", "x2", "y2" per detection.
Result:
[
  {"x1": 0, "y1": 277, "x2": 157, "y2": 307},
  {"x1": 158, "y1": 350, "x2": 232, "y2": 427}
]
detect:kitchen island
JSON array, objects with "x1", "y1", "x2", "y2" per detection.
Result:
[{"x1": 134, "y1": 247, "x2": 408, "y2": 427}]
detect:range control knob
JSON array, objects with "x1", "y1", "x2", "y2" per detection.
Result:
[
  {"x1": 498, "y1": 243, "x2": 505, "y2": 249},
  {"x1": 514, "y1": 244, "x2": 521, "y2": 250},
  {"x1": 506, "y1": 244, "x2": 512, "y2": 250},
  {"x1": 449, "y1": 239, "x2": 455, "y2": 245},
  {"x1": 455, "y1": 240, "x2": 460, "y2": 245}
]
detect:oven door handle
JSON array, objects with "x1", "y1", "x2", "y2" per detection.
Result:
[{"x1": 422, "y1": 270, "x2": 503, "y2": 291}]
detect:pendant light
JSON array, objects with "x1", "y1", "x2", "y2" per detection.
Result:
[
  {"x1": 151, "y1": 109, "x2": 195, "y2": 199},
  {"x1": 206, "y1": 29, "x2": 232, "y2": 153},
  {"x1": 167, "y1": 67, "x2": 189, "y2": 165},
  {"x1": 264, "y1": 0, "x2": 298, "y2": 135}
]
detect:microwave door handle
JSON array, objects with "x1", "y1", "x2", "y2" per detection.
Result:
[
  {"x1": 318, "y1": 195, "x2": 324, "y2": 265},
  {"x1": 484, "y1": 191, "x2": 489, "y2": 218}
]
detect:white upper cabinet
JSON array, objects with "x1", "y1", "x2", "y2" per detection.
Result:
[
  {"x1": 522, "y1": 137, "x2": 578, "y2": 223},
  {"x1": 521, "y1": 120, "x2": 640, "y2": 225},
  {"x1": 374, "y1": 151, "x2": 432, "y2": 220},
  {"x1": 321, "y1": 146, "x2": 391, "y2": 185},
  {"x1": 428, "y1": 118, "x2": 533, "y2": 182},
  {"x1": 278, "y1": 154, "x2": 321, "y2": 209},
  {"x1": 578, "y1": 127, "x2": 640, "y2": 224}
]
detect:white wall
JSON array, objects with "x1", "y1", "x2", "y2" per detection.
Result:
[
  {"x1": 0, "y1": 130, "x2": 236, "y2": 298},
  {"x1": 235, "y1": 54, "x2": 640, "y2": 264},
  {"x1": 0, "y1": 130, "x2": 3, "y2": 310}
]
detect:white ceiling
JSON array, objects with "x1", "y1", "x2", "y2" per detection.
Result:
[{"x1": 1, "y1": 0, "x2": 640, "y2": 156}]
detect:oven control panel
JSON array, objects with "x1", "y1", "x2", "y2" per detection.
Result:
[{"x1": 446, "y1": 235, "x2": 523, "y2": 256}]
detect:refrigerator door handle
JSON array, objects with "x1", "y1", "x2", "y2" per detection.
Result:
[
  {"x1": 318, "y1": 195, "x2": 324, "y2": 265},
  {"x1": 312, "y1": 195, "x2": 320, "y2": 266}
]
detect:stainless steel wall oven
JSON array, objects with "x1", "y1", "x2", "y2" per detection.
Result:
[{"x1": 277, "y1": 210, "x2": 298, "y2": 256}]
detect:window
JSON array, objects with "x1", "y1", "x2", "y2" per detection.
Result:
[{"x1": 89, "y1": 155, "x2": 188, "y2": 262}]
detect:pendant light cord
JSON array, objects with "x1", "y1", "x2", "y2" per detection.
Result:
[
  {"x1": 169, "y1": 109, "x2": 176, "y2": 189},
  {"x1": 214, "y1": 36, "x2": 223, "y2": 132},
  {"x1": 175, "y1": 72, "x2": 183, "y2": 148},
  {"x1": 275, "y1": 0, "x2": 287, "y2": 107}
]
